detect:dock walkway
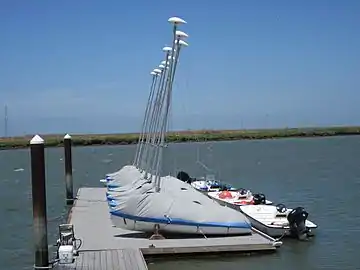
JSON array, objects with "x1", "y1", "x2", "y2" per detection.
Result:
[
  {"x1": 54, "y1": 249, "x2": 147, "y2": 270},
  {"x1": 55, "y1": 187, "x2": 280, "y2": 269}
]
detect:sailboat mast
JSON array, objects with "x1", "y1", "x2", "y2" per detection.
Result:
[
  {"x1": 153, "y1": 47, "x2": 179, "y2": 190},
  {"x1": 149, "y1": 59, "x2": 173, "y2": 182},
  {"x1": 153, "y1": 25, "x2": 189, "y2": 192},
  {"x1": 141, "y1": 61, "x2": 169, "y2": 177}
]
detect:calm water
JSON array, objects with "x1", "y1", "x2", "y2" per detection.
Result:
[{"x1": 0, "y1": 136, "x2": 359, "y2": 270}]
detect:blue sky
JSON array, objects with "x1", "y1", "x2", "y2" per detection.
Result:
[{"x1": 1, "y1": 0, "x2": 359, "y2": 135}]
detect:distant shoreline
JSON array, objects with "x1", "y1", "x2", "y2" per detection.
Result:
[{"x1": 0, "y1": 126, "x2": 359, "y2": 150}]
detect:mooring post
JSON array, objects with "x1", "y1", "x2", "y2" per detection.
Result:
[
  {"x1": 64, "y1": 134, "x2": 74, "y2": 205},
  {"x1": 30, "y1": 135, "x2": 49, "y2": 269}
]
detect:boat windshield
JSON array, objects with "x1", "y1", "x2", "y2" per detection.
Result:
[{"x1": 205, "y1": 174, "x2": 215, "y2": 181}]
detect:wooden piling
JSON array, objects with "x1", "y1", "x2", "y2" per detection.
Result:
[
  {"x1": 64, "y1": 134, "x2": 74, "y2": 205},
  {"x1": 30, "y1": 135, "x2": 49, "y2": 269}
]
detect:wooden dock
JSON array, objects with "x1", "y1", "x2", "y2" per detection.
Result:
[
  {"x1": 54, "y1": 249, "x2": 147, "y2": 270},
  {"x1": 55, "y1": 187, "x2": 280, "y2": 269}
]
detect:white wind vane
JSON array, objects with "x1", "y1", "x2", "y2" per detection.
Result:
[{"x1": 133, "y1": 16, "x2": 189, "y2": 192}]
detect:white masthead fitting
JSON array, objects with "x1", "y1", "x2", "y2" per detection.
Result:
[
  {"x1": 153, "y1": 68, "x2": 162, "y2": 73},
  {"x1": 161, "y1": 60, "x2": 167, "y2": 65},
  {"x1": 175, "y1": 40, "x2": 189, "y2": 47},
  {"x1": 64, "y1": 134, "x2": 71, "y2": 139},
  {"x1": 162, "y1": 46, "x2": 173, "y2": 52},
  {"x1": 176, "y1": 30, "x2": 189, "y2": 38},
  {"x1": 159, "y1": 64, "x2": 165, "y2": 69},
  {"x1": 167, "y1": 55, "x2": 176, "y2": 60},
  {"x1": 168, "y1": 17, "x2": 187, "y2": 24},
  {"x1": 30, "y1": 134, "x2": 44, "y2": 145},
  {"x1": 150, "y1": 71, "x2": 157, "y2": 75}
]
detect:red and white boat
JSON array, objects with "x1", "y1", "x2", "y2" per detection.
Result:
[{"x1": 207, "y1": 189, "x2": 273, "y2": 209}]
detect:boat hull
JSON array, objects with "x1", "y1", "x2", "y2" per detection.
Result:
[
  {"x1": 241, "y1": 213, "x2": 286, "y2": 237},
  {"x1": 106, "y1": 167, "x2": 253, "y2": 236},
  {"x1": 241, "y1": 212, "x2": 317, "y2": 237},
  {"x1": 239, "y1": 206, "x2": 317, "y2": 238},
  {"x1": 110, "y1": 212, "x2": 252, "y2": 236}
]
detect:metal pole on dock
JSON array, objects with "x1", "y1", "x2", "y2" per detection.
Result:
[
  {"x1": 64, "y1": 134, "x2": 74, "y2": 205},
  {"x1": 30, "y1": 135, "x2": 49, "y2": 269}
]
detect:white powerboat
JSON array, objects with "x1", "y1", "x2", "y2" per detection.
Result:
[
  {"x1": 207, "y1": 189, "x2": 273, "y2": 207},
  {"x1": 191, "y1": 178, "x2": 239, "y2": 193},
  {"x1": 177, "y1": 172, "x2": 236, "y2": 192},
  {"x1": 239, "y1": 204, "x2": 317, "y2": 240},
  {"x1": 176, "y1": 172, "x2": 271, "y2": 208},
  {"x1": 191, "y1": 177, "x2": 224, "y2": 192}
]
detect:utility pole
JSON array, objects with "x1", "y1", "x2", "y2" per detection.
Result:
[{"x1": 4, "y1": 104, "x2": 8, "y2": 137}]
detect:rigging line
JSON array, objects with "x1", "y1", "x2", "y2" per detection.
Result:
[
  {"x1": 151, "y1": 74, "x2": 172, "y2": 184},
  {"x1": 141, "y1": 64, "x2": 168, "y2": 176},
  {"x1": 154, "y1": 41, "x2": 183, "y2": 192},
  {"x1": 147, "y1": 59, "x2": 171, "y2": 178},
  {"x1": 140, "y1": 72, "x2": 164, "y2": 171},
  {"x1": 152, "y1": 65, "x2": 176, "y2": 188},
  {"x1": 134, "y1": 75, "x2": 157, "y2": 167},
  {"x1": 153, "y1": 84, "x2": 173, "y2": 189},
  {"x1": 136, "y1": 75, "x2": 157, "y2": 163},
  {"x1": 159, "y1": 41, "x2": 181, "y2": 177},
  {"x1": 167, "y1": 74, "x2": 178, "y2": 176},
  {"x1": 137, "y1": 74, "x2": 160, "y2": 169},
  {"x1": 148, "y1": 50, "x2": 175, "y2": 179},
  {"x1": 152, "y1": 23, "x2": 179, "y2": 187}
]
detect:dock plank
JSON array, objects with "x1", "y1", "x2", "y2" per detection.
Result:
[{"x1": 54, "y1": 249, "x2": 148, "y2": 270}]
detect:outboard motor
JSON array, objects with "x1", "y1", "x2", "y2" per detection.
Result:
[
  {"x1": 176, "y1": 171, "x2": 192, "y2": 183},
  {"x1": 287, "y1": 207, "x2": 309, "y2": 240},
  {"x1": 276, "y1": 203, "x2": 287, "y2": 213},
  {"x1": 219, "y1": 183, "x2": 230, "y2": 191},
  {"x1": 253, "y1": 193, "x2": 266, "y2": 205},
  {"x1": 210, "y1": 181, "x2": 221, "y2": 189}
]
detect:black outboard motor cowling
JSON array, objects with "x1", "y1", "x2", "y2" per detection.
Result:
[
  {"x1": 287, "y1": 207, "x2": 309, "y2": 240},
  {"x1": 218, "y1": 183, "x2": 229, "y2": 191},
  {"x1": 176, "y1": 171, "x2": 192, "y2": 183},
  {"x1": 238, "y1": 188, "x2": 248, "y2": 196},
  {"x1": 253, "y1": 193, "x2": 266, "y2": 205}
]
